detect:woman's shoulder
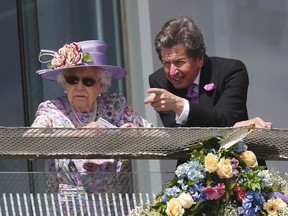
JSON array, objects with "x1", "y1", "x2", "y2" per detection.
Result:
[
  {"x1": 99, "y1": 92, "x2": 126, "y2": 103},
  {"x1": 100, "y1": 92, "x2": 124, "y2": 98},
  {"x1": 38, "y1": 96, "x2": 69, "y2": 112}
]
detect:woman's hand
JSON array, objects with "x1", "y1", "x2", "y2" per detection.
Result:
[
  {"x1": 84, "y1": 122, "x2": 136, "y2": 128},
  {"x1": 233, "y1": 117, "x2": 272, "y2": 128},
  {"x1": 119, "y1": 123, "x2": 136, "y2": 128},
  {"x1": 83, "y1": 122, "x2": 103, "y2": 128}
]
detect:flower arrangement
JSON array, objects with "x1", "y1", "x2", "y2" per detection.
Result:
[
  {"x1": 39, "y1": 42, "x2": 93, "y2": 69},
  {"x1": 129, "y1": 132, "x2": 288, "y2": 216}
]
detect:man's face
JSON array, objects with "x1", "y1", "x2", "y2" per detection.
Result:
[{"x1": 161, "y1": 45, "x2": 204, "y2": 89}]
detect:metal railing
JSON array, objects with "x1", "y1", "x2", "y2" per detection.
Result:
[{"x1": 0, "y1": 126, "x2": 287, "y2": 215}]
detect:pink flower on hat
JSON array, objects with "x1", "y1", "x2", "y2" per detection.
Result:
[
  {"x1": 204, "y1": 83, "x2": 215, "y2": 91},
  {"x1": 51, "y1": 42, "x2": 84, "y2": 69},
  {"x1": 39, "y1": 42, "x2": 93, "y2": 69}
]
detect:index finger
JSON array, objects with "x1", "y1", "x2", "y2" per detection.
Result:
[
  {"x1": 146, "y1": 88, "x2": 166, "y2": 95},
  {"x1": 144, "y1": 92, "x2": 156, "y2": 104},
  {"x1": 144, "y1": 88, "x2": 163, "y2": 104}
]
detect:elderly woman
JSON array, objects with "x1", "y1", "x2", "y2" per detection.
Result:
[{"x1": 32, "y1": 40, "x2": 152, "y2": 215}]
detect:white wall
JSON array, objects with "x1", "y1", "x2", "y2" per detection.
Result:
[{"x1": 122, "y1": 0, "x2": 288, "y2": 192}]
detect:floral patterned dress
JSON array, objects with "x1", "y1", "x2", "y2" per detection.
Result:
[{"x1": 31, "y1": 93, "x2": 152, "y2": 215}]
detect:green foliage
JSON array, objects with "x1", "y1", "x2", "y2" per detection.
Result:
[
  {"x1": 83, "y1": 52, "x2": 93, "y2": 62},
  {"x1": 190, "y1": 136, "x2": 223, "y2": 161},
  {"x1": 47, "y1": 63, "x2": 52, "y2": 69},
  {"x1": 238, "y1": 169, "x2": 261, "y2": 191},
  {"x1": 147, "y1": 211, "x2": 162, "y2": 216}
]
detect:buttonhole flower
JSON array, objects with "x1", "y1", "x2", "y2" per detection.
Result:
[{"x1": 204, "y1": 83, "x2": 215, "y2": 91}]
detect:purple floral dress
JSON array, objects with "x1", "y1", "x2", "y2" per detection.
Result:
[{"x1": 31, "y1": 93, "x2": 152, "y2": 215}]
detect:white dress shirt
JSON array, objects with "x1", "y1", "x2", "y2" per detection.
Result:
[{"x1": 176, "y1": 72, "x2": 200, "y2": 125}]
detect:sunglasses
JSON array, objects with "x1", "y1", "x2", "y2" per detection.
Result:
[{"x1": 65, "y1": 75, "x2": 99, "y2": 87}]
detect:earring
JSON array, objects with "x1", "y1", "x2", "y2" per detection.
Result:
[{"x1": 64, "y1": 90, "x2": 67, "y2": 94}]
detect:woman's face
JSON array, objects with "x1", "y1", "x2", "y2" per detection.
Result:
[{"x1": 63, "y1": 67, "x2": 103, "y2": 113}]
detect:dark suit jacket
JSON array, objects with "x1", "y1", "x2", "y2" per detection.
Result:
[{"x1": 149, "y1": 55, "x2": 249, "y2": 127}]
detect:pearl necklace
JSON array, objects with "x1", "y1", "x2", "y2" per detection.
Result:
[{"x1": 70, "y1": 104, "x2": 98, "y2": 127}]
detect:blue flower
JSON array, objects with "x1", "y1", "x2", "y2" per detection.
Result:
[
  {"x1": 160, "y1": 186, "x2": 181, "y2": 202},
  {"x1": 257, "y1": 170, "x2": 273, "y2": 187},
  {"x1": 186, "y1": 160, "x2": 206, "y2": 183},
  {"x1": 233, "y1": 141, "x2": 247, "y2": 154},
  {"x1": 189, "y1": 184, "x2": 206, "y2": 202},
  {"x1": 177, "y1": 179, "x2": 188, "y2": 190},
  {"x1": 175, "y1": 160, "x2": 206, "y2": 183},
  {"x1": 242, "y1": 199, "x2": 252, "y2": 209},
  {"x1": 243, "y1": 208, "x2": 256, "y2": 216},
  {"x1": 239, "y1": 190, "x2": 265, "y2": 215},
  {"x1": 253, "y1": 190, "x2": 265, "y2": 205},
  {"x1": 175, "y1": 163, "x2": 189, "y2": 179}
]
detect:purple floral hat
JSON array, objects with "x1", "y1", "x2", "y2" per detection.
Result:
[{"x1": 37, "y1": 40, "x2": 127, "y2": 81}]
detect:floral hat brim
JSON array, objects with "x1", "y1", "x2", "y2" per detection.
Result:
[
  {"x1": 36, "y1": 65, "x2": 127, "y2": 81},
  {"x1": 36, "y1": 40, "x2": 127, "y2": 81}
]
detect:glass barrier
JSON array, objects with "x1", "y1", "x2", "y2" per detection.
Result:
[{"x1": 0, "y1": 171, "x2": 174, "y2": 215}]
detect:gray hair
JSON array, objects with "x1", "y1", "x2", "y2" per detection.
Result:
[
  {"x1": 57, "y1": 68, "x2": 112, "y2": 91},
  {"x1": 155, "y1": 16, "x2": 206, "y2": 61}
]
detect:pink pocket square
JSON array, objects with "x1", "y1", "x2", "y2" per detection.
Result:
[{"x1": 204, "y1": 83, "x2": 215, "y2": 91}]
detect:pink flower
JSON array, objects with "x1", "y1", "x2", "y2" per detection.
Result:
[
  {"x1": 204, "y1": 83, "x2": 215, "y2": 91},
  {"x1": 53, "y1": 42, "x2": 83, "y2": 68},
  {"x1": 230, "y1": 158, "x2": 239, "y2": 169},
  {"x1": 202, "y1": 183, "x2": 226, "y2": 200}
]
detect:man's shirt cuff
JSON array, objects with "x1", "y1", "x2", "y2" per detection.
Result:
[{"x1": 175, "y1": 99, "x2": 189, "y2": 125}]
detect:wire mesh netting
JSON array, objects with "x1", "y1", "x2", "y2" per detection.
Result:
[{"x1": 0, "y1": 126, "x2": 287, "y2": 160}]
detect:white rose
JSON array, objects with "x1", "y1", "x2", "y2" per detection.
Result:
[
  {"x1": 240, "y1": 151, "x2": 258, "y2": 168},
  {"x1": 166, "y1": 198, "x2": 185, "y2": 216},
  {"x1": 216, "y1": 158, "x2": 233, "y2": 178},
  {"x1": 204, "y1": 153, "x2": 218, "y2": 173},
  {"x1": 176, "y1": 192, "x2": 195, "y2": 209}
]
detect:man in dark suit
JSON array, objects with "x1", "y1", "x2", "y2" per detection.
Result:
[
  {"x1": 144, "y1": 16, "x2": 249, "y2": 128},
  {"x1": 144, "y1": 16, "x2": 251, "y2": 165}
]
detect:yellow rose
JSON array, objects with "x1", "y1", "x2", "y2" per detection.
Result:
[
  {"x1": 216, "y1": 158, "x2": 233, "y2": 178},
  {"x1": 177, "y1": 192, "x2": 195, "y2": 209},
  {"x1": 166, "y1": 198, "x2": 184, "y2": 216},
  {"x1": 240, "y1": 150, "x2": 258, "y2": 168},
  {"x1": 204, "y1": 153, "x2": 219, "y2": 173}
]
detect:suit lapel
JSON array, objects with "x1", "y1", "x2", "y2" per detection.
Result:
[{"x1": 199, "y1": 55, "x2": 215, "y2": 107}]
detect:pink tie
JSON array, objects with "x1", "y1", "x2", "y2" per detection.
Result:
[{"x1": 186, "y1": 84, "x2": 199, "y2": 103}]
